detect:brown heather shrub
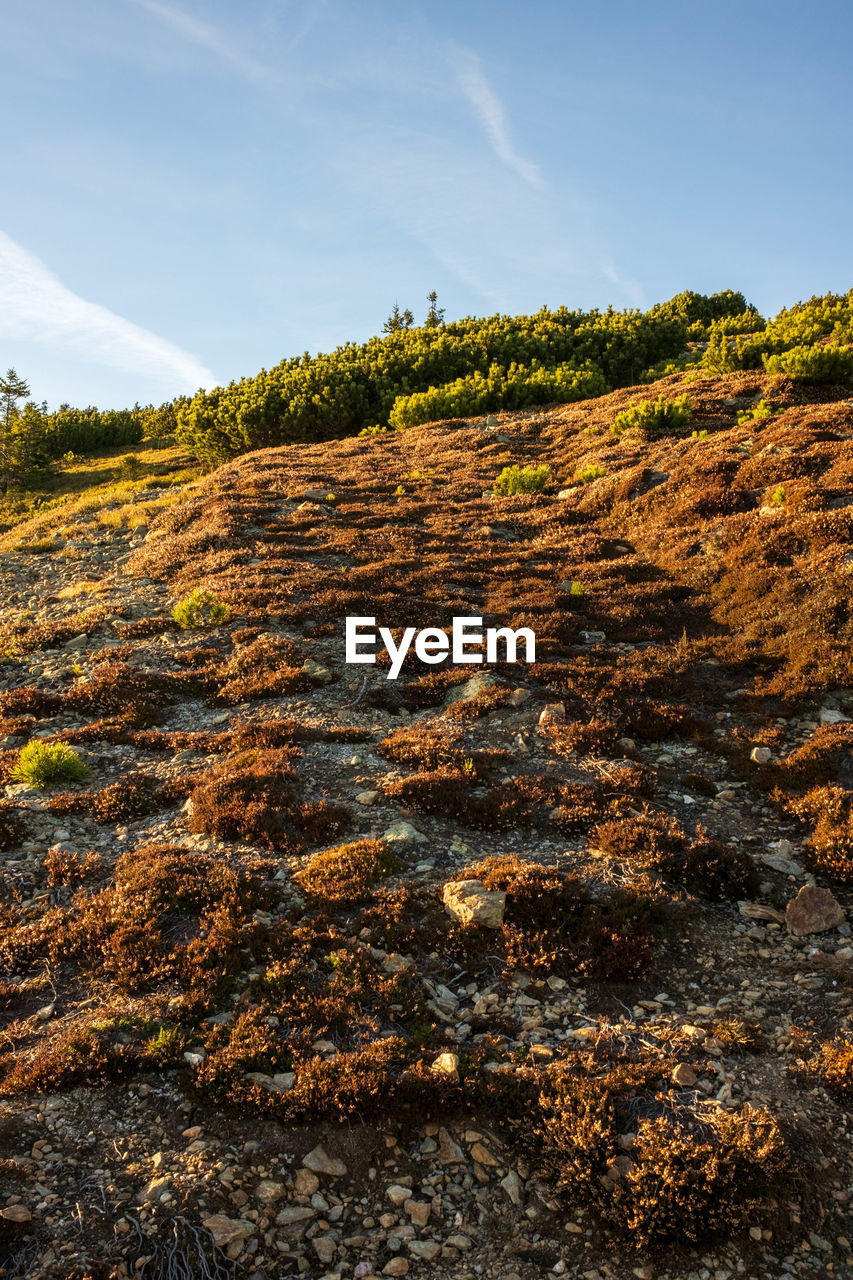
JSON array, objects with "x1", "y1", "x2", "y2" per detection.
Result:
[
  {"x1": 1, "y1": 1022, "x2": 136, "y2": 1095},
  {"x1": 804, "y1": 1038, "x2": 853, "y2": 1099},
  {"x1": 454, "y1": 856, "x2": 667, "y2": 983},
  {"x1": 537, "y1": 1055, "x2": 791, "y2": 1248},
  {"x1": 781, "y1": 724, "x2": 853, "y2": 788},
  {"x1": 378, "y1": 724, "x2": 508, "y2": 774},
  {"x1": 0, "y1": 686, "x2": 64, "y2": 719},
  {"x1": 776, "y1": 784, "x2": 853, "y2": 884},
  {"x1": 711, "y1": 1016, "x2": 763, "y2": 1054},
  {"x1": 442, "y1": 685, "x2": 512, "y2": 722},
  {"x1": 592, "y1": 809, "x2": 758, "y2": 900},
  {"x1": 295, "y1": 839, "x2": 403, "y2": 903},
  {"x1": 541, "y1": 717, "x2": 619, "y2": 757},
  {"x1": 64, "y1": 660, "x2": 176, "y2": 724},
  {"x1": 47, "y1": 773, "x2": 169, "y2": 823},
  {"x1": 0, "y1": 800, "x2": 23, "y2": 850},
  {"x1": 43, "y1": 847, "x2": 100, "y2": 887},
  {"x1": 382, "y1": 769, "x2": 542, "y2": 831},
  {"x1": 214, "y1": 633, "x2": 309, "y2": 703},
  {"x1": 188, "y1": 748, "x2": 349, "y2": 852},
  {"x1": 43, "y1": 844, "x2": 266, "y2": 998}
]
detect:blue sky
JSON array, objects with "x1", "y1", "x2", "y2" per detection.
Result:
[{"x1": 1, "y1": 0, "x2": 851, "y2": 408}]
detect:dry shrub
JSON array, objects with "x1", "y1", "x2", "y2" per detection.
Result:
[
  {"x1": 542, "y1": 717, "x2": 619, "y2": 757},
  {"x1": 383, "y1": 768, "x2": 538, "y2": 831},
  {"x1": 43, "y1": 848, "x2": 100, "y2": 887},
  {"x1": 455, "y1": 855, "x2": 667, "y2": 983},
  {"x1": 214, "y1": 633, "x2": 309, "y2": 703},
  {"x1": 188, "y1": 748, "x2": 349, "y2": 852},
  {"x1": 47, "y1": 773, "x2": 169, "y2": 823},
  {"x1": 538, "y1": 1055, "x2": 791, "y2": 1248},
  {"x1": 781, "y1": 724, "x2": 853, "y2": 788},
  {"x1": 0, "y1": 801, "x2": 23, "y2": 850},
  {"x1": 592, "y1": 809, "x2": 757, "y2": 900},
  {"x1": 378, "y1": 724, "x2": 508, "y2": 774},
  {"x1": 0, "y1": 686, "x2": 64, "y2": 718},
  {"x1": 442, "y1": 685, "x2": 512, "y2": 722},
  {"x1": 804, "y1": 1038, "x2": 853, "y2": 1099},
  {"x1": 778, "y1": 784, "x2": 853, "y2": 884},
  {"x1": 295, "y1": 839, "x2": 403, "y2": 903},
  {"x1": 43, "y1": 843, "x2": 264, "y2": 998}
]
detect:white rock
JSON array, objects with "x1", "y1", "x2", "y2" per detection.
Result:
[{"x1": 442, "y1": 879, "x2": 506, "y2": 929}]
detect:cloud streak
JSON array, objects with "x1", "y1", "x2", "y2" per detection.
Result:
[
  {"x1": 0, "y1": 230, "x2": 215, "y2": 394},
  {"x1": 132, "y1": 0, "x2": 273, "y2": 85},
  {"x1": 449, "y1": 44, "x2": 543, "y2": 188}
]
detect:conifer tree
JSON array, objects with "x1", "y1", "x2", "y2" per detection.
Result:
[
  {"x1": 425, "y1": 290, "x2": 445, "y2": 328},
  {"x1": 0, "y1": 368, "x2": 31, "y2": 494}
]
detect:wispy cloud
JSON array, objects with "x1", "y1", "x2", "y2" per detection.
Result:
[
  {"x1": 448, "y1": 44, "x2": 543, "y2": 188},
  {"x1": 0, "y1": 230, "x2": 215, "y2": 394},
  {"x1": 132, "y1": 0, "x2": 274, "y2": 85}
]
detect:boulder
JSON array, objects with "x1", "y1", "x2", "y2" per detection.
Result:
[
  {"x1": 442, "y1": 879, "x2": 506, "y2": 929},
  {"x1": 786, "y1": 884, "x2": 846, "y2": 936}
]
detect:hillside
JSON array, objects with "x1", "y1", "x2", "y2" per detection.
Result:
[{"x1": 1, "y1": 367, "x2": 853, "y2": 1279}]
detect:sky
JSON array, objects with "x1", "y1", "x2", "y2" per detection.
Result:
[{"x1": 1, "y1": 0, "x2": 852, "y2": 409}]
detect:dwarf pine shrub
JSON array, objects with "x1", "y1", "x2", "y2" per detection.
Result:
[
  {"x1": 493, "y1": 464, "x2": 550, "y2": 496},
  {"x1": 762, "y1": 343, "x2": 853, "y2": 383},
  {"x1": 11, "y1": 741, "x2": 90, "y2": 788},
  {"x1": 172, "y1": 588, "x2": 230, "y2": 629},
  {"x1": 611, "y1": 393, "x2": 692, "y2": 439},
  {"x1": 575, "y1": 463, "x2": 607, "y2": 484}
]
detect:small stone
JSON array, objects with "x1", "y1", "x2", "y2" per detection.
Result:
[
  {"x1": 356, "y1": 790, "x2": 379, "y2": 805},
  {"x1": 312, "y1": 1237, "x2": 337, "y2": 1265},
  {"x1": 470, "y1": 1141, "x2": 499, "y2": 1167},
  {"x1": 445, "y1": 1233, "x2": 472, "y2": 1251},
  {"x1": 386, "y1": 1184, "x2": 411, "y2": 1206},
  {"x1": 500, "y1": 1170, "x2": 523, "y2": 1205},
  {"x1": 786, "y1": 884, "x2": 846, "y2": 936},
  {"x1": 405, "y1": 1199, "x2": 431, "y2": 1226},
  {"x1": 430, "y1": 1051, "x2": 459, "y2": 1083},
  {"x1": 442, "y1": 879, "x2": 506, "y2": 929},
  {"x1": 275, "y1": 1206, "x2": 315, "y2": 1225},
  {"x1": 254, "y1": 1179, "x2": 284, "y2": 1205},
  {"x1": 671, "y1": 1063, "x2": 697, "y2": 1087},
  {"x1": 294, "y1": 1168, "x2": 320, "y2": 1195},
  {"x1": 1, "y1": 1205, "x2": 32, "y2": 1222},
  {"x1": 750, "y1": 746, "x2": 772, "y2": 764},
  {"x1": 383, "y1": 820, "x2": 428, "y2": 847},
  {"x1": 303, "y1": 1144, "x2": 347, "y2": 1177},
  {"x1": 408, "y1": 1241, "x2": 441, "y2": 1260},
  {"x1": 382, "y1": 1259, "x2": 410, "y2": 1276},
  {"x1": 202, "y1": 1216, "x2": 255, "y2": 1247}
]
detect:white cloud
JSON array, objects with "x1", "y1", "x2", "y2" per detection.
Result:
[
  {"x1": 0, "y1": 230, "x2": 216, "y2": 394},
  {"x1": 449, "y1": 44, "x2": 543, "y2": 188},
  {"x1": 132, "y1": 0, "x2": 273, "y2": 84}
]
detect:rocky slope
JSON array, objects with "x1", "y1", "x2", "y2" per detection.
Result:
[{"x1": 0, "y1": 370, "x2": 852, "y2": 1280}]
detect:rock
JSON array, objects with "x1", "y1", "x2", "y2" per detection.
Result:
[
  {"x1": 738, "y1": 901, "x2": 786, "y2": 924},
  {"x1": 750, "y1": 746, "x2": 773, "y2": 764},
  {"x1": 254, "y1": 1179, "x2": 284, "y2": 1205},
  {"x1": 64, "y1": 634, "x2": 89, "y2": 650},
  {"x1": 442, "y1": 879, "x2": 506, "y2": 929},
  {"x1": 275, "y1": 1205, "x2": 315, "y2": 1225},
  {"x1": 537, "y1": 702, "x2": 565, "y2": 730},
  {"x1": 386, "y1": 1184, "x2": 411, "y2": 1206},
  {"x1": 430, "y1": 1051, "x2": 460, "y2": 1083},
  {"x1": 444, "y1": 672, "x2": 498, "y2": 705},
  {"x1": 1, "y1": 1205, "x2": 32, "y2": 1222},
  {"x1": 303, "y1": 1144, "x2": 347, "y2": 1177},
  {"x1": 293, "y1": 1167, "x2": 320, "y2": 1195},
  {"x1": 382, "y1": 1260, "x2": 409, "y2": 1277},
  {"x1": 312, "y1": 1237, "x2": 337, "y2": 1265},
  {"x1": 470, "y1": 1141, "x2": 499, "y2": 1167},
  {"x1": 762, "y1": 853, "x2": 803, "y2": 876},
  {"x1": 383, "y1": 820, "x2": 427, "y2": 847},
  {"x1": 202, "y1": 1216, "x2": 256, "y2": 1247},
  {"x1": 445, "y1": 1233, "x2": 473, "y2": 1251},
  {"x1": 500, "y1": 1169, "x2": 523, "y2": 1204},
  {"x1": 356, "y1": 790, "x2": 378, "y2": 805},
  {"x1": 302, "y1": 658, "x2": 332, "y2": 683},
  {"x1": 409, "y1": 1240, "x2": 441, "y2": 1260},
  {"x1": 35, "y1": 1003, "x2": 55, "y2": 1021},
  {"x1": 786, "y1": 884, "x2": 846, "y2": 936},
  {"x1": 304, "y1": 487, "x2": 337, "y2": 505},
  {"x1": 671, "y1": 1063, "x2": 697, "y2": 1087},
  {"x1": 137, "y1": 1176, "x2": 171, "y2": 1205},
  {"x1": 405, "y1": 1199, "x2": 431, "y2": 1226},
  {"x1": 437, "y1": 1127, "x2": 465, "y2": 1163},
  {"x1": 820, "y1": 707, "x2": 850, "y2": 725}
]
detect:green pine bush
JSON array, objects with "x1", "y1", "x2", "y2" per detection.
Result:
[{"x1": 11, "y1": 741, "x2": 90, "y2": 788}]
